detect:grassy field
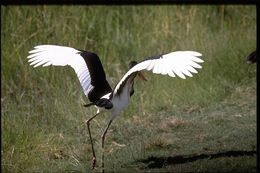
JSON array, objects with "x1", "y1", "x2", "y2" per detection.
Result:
[{"x1": 1, "y1": 5, "x2": 256, "y2": 173}]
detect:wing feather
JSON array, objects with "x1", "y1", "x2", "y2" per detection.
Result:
[
  {"x1": 27, "y1": 45, "x2": 112, "y2": 102},
  {"x1": 114, "y1": 51, "x2": 203, "y2": 94}
]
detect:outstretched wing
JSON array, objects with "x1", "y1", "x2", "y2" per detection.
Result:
[
  {"x1": 27, "y1": 45, "x2": 112, "y2": 102},
  {"x1": 114, "y1": 51, "x2": 204, "y2": 95}
]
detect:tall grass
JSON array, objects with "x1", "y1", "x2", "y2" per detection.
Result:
[{"x1": 1, "y1": 5, "x2": 256, "y2": 172}]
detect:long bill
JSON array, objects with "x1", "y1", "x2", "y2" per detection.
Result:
[{"x1": 138, "y1": 71, "x2": 147, "y2": 81}]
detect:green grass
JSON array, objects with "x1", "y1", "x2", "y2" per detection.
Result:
[{"x1": 1, "y1": 5, "x2": 256, "y2": 173}]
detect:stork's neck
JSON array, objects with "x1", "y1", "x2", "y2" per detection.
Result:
[{"x1": 129, "y1": 81, "x2": 135, "y2": 97}]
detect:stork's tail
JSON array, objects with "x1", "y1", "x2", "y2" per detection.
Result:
[{"x1": 83, "y1": 98, "x2": 113, "y2": 109}]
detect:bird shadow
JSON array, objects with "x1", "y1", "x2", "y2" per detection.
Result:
[{"x1": 135, "y1": 150, "x2": 257, "y2": 169}]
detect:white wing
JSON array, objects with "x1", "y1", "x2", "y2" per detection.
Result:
[
  {"x1": 27, "y1": 45, "x2": 94, "y2": 96},
  {"x1": 114, "y1": 51, "x2": 204, "y2": 94}
]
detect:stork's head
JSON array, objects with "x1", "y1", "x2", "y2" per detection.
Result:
[{"x1": 128, "y1": 61, "x2": 147, "y2": 81}]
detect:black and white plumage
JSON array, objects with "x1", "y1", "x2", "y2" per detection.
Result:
[{"x1": 27, "y1": 45, "x2": 204, "y2": 169}]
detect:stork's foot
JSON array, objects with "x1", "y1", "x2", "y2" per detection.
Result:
[{"x1": 91, "y1": 156, "x2": 96, "y2": 169}]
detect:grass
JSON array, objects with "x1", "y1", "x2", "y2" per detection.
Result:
[{"x1": 1, "y1": 5, "x2": 256, "y2": 173}]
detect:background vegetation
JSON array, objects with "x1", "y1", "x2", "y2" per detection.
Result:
[{"x1": 1, "y1": 5, "x2": 256, "y2": 172}]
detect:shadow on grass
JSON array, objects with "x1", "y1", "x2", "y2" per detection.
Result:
[{"x1": 136, "y1": 150, "x2": 257, "y2": 169}]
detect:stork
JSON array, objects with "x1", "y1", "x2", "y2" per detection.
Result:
[{"x1": 27, "y1": 45, "x2": 204, "y2": 170}]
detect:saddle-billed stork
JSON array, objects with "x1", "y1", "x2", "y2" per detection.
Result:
[{"x1": 27, "y1": 45, "x2": 204, "y2": 169}]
